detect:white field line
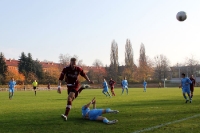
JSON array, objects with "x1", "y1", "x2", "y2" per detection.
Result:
[{"x1": 132, "y1": 114, "x2": 200, "y2": 133}]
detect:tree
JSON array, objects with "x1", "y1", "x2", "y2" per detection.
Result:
[
  {"x1": 185, "y1": 55, "x2": 199, "y2": 76},
  {"x1": 59, "y1": 54, "x2": 84, "y2": 67},
  {"x1": 123, "y1": 39, "x2": 137, "y2": 82},
  {"x1": 109, "y1": 40, "x2": 119, "y2": 82},
  {"x1": 93, "y1": 59, "x2": 104, "y2": 67},
  {"x1": 0, "y1": 52, "x2": 7, "y2": 84},
  {"x1": 154, "y1": 54, "x2": 170, "y2": 81},
  {"x1": 137, "y1": 43, "x2": 153, "y2": 81},
  {"x1": 125, "y1": 39, "x2": 134, "y2": 67}
]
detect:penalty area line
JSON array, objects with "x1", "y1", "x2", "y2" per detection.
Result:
[{"x1": 132, "y1": 114, "x2": 200, "y2": 133}]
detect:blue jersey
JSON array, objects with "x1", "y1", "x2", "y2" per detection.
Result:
[
  {"x1": 103, "y1": 81, "x2": 108, "y2": 90},
  {"x1": 82, "y1": 106, "x2": 90, "y2": 117},
  {"x1": 8, "y1": 81, "x2": 16, "y2": 89},
  {"x1": 181, "y1": 77, "x2": 192, "y2": 90},
  {"x1": 143, "y1": 81, "x2": 147, "y2": 87},
  {"x1": 122, "y1": 80, "x2": 128, "y2": 88}
]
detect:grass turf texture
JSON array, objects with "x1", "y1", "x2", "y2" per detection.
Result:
[{"x1": 0, "y1": 88, "x2": 200, "y2": 133}]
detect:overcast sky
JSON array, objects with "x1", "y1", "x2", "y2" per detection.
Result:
[{"x1": 0, "y1": 0, "x2": 200, "y2": 66}]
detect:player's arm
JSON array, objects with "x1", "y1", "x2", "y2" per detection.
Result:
[
  {"x1": 80, "y1": 68, "x2": 93, "y2": 84},
  {"x1": 84, "y1": 97, "x2": 95, "y2": 108},
  {"x1": 92, "y1": 99, "x2": 96, "y2": 109},
  {"x1": 57, "y1": 68, "x2": 66, "y2": 94}
]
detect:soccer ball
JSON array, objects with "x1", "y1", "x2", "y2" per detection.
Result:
[{"x1": 176, "y1": 11, "x2": 187, "y2": 22}]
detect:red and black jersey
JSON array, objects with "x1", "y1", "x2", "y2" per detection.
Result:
[
  {"x1": 59, "y1": 65, "x2": 86, "y2": 87},
  {"x1": 190, "y1": 77, "x2": 196, "y2": 87},
  {"x1": 109, "y1": 79, "x2": 116, "y2": 87}
]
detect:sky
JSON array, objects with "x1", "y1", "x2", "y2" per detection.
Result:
[{"x1": 0, "y1": 0, "x2": 200, "y2": 66}]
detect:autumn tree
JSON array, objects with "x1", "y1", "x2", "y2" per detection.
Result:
[
  {"x1": 5, "y1": 67, "x2": 25, "y2": 84},
  {"x1": 137, "y1": 43, "x2": 153, "y2": 81},
  {"x1": 109, "y1": 40, "x2": 119, "y2": 82}
]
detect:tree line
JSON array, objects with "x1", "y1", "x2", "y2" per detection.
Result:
[{"x1": 0, "y1": 39, "x2": 199, "y2": 85}]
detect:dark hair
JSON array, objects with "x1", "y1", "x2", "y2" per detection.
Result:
[
  {"x1": 181, "y1": 73, "x2": 185, "y2": 76},
  {"x1": 70, "y1": 58, "x2": 76, "y2": 61}
]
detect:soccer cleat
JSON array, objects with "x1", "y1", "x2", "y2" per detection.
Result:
[
  {"x1": 61, "y1": 114, "x2": 67, "y2": 121},
  {"x1": 108, "y1": 110, "x2": 119, "y2": 114},
  {"x1": 107, "y1": 119, "x2": 118, "y2": 124},
  {"x1": 185, "y1": 100, "x2": 189, "y2": 103},
  {"x1": 80, "y1": 84, "x2": 90, "y2": 89},
  {"x1": 190, "y1": 100, "x2": 192, "y2": 103}
]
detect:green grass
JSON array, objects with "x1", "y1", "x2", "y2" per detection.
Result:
[{"x1": 0, "y1": 88, "x2": 200, "y2": 133}]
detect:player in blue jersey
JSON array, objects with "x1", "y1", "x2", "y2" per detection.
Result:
[
  {"x1": 8, "y1": 77, "x2": 16, "y2": 100},
  {"x1": 82, "y1": 97, "x2": 119, "y2": 124},
  {"x1": 102, "y1": 79, "x2": 111, "y2": 97},
  {"x1": 179, "y1": 73, "x2": 192, "y2": 103},
  {"x1": 121, "y1": 77, "x2": 128, "y2": 95},
  {"x1": 143, "y1": 80, "x2": 147, "y2": 92}
]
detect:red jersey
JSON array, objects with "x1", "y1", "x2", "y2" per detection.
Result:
[
  {"x1": 59, "y1": 65, "x2": 86, "y2": 87},
  {"x1": 109, "y1": 80, "x2": 116, "y2": 87},
  {"x1": 190, "y1": 77, "x2": 196, "y2": 87}
]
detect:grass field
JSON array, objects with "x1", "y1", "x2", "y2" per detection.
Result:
[{"x1": 0, "y1": 87, "x2": 200, "y2": 133}]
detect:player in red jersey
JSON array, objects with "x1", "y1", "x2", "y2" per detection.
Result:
[
  {"x1": 57, "y1": 57, "x2": 93, "y2": 121},
  {"x1": 109, "y1": 78, "x2": 116, "y2": 96},
  {"x1": 189, "y1": 75, "x2": 196, "y2": 99}
]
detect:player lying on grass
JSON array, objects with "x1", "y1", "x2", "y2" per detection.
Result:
[{"x1": 82, "y1": 97, "x2": 119, "y2": 124}]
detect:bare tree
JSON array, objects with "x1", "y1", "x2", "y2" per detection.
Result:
[
  {"x1": 59, "y1": 54, "x2": 84, "y2": 67},
  {"x1": 185, "y1": 55, "x2": 199, "y2": 76},
  {"x1": 93, "y1": 59, "x2": 104, "y2": 67},
  {"x1": 125, "y1": 39, "x2": 135, "y2": 67},
  {"x1": 154, "y1": 54, "x2": 170, "y2": 81},
  {"x1": 109, "y1": 40, "x2": 119, "y2": 82}
]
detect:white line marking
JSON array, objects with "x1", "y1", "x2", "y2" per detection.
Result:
[{"x1": 132, "y1": 114, "x2": 200, "y2": 133}]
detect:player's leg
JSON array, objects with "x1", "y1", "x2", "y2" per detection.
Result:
[
  {"x1": 182, "y1": 91, "x2": 188, "y2": 103},
  {"x1": 9, "y1": 89, "x2": 12, "y2": 99},
  {"x1": 121, "y1": 88, "x2": 124, "y2": 95},
  {"x1": 111, "y1": 87, "x2": 115, "y2": 96},
  {"x1": 74, "y1": 84, "x2": 88, "y2": 99},
  {"x1": 190, "y1": 87, "x2": 194, "y2": 98},
  {"x1": 102, "y1": 90, "x2": 108, "y2": 96},
  {"x1": 187, "y1": 89, "x2": 192, "y2": 103},
  {"x1": 61, "y1": 88, "x2": 75, "y2": 121},
  {"x1": 106, "y1": 91, "x2": 111, "y2": 97},
  {"x1": 126, "y1": 87, "x2": 128, "y2": 94}
]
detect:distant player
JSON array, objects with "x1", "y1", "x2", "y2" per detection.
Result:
[
  {"x1": 82, "y1": 97, "x2": 119, "y2": 124},
  {"x1": 32, "y1": 80, "x2": 38, "y2": 96},
  {"x1": 158, "y1": 82, "x2": 161, "y2": 88},
  {"x1": 58, "y1": 57, "x2": 93, "y2": 121},
  {"x1": 47, "y1": 82, "x2": 51, "y2": 91},
  {"x1": 102, "y1": 79, "x2": 111, "y2": 97},
  {"x1": 189, "y1": 75, "x2": 196, "y2": 99},
  {"x1": 121, "y1": 77, "x2": 128, "y2": 95},
  {"x1": 143, "y1": 80, "x2": 147, "y2": 92},
  {"x1": 8, "y1": 77, "x2": 16, "y2": 100},
  {"x1": 109, "y1": 78, "x2": 116, "y2": 96},
  {"x1": 179, "y1": 73, "x2": 192, "y2": 103}
]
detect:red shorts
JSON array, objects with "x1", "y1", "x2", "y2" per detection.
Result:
[{"x1": 67, "y1": 86, "x2": 79, "y2": 95}]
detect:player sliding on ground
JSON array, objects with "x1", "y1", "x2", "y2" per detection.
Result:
[
  {"x1": 179, "y1": 73, "x2": 192, "y2": 103},
  {"x1": 82, "y1": 97, "x2": 119, "y2": 124},
  {"x1": 57, "y1": 57, "x2": 93, "y2": 121}
]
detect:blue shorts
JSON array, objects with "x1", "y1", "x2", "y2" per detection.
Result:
[
  {"x1": 182, "y1": 88, "x2": 190, "y2": 93},
  {"x1": 123, "y1": 86, "x2": 128, "y2": 89},
  {"x1": 9, "y1": 88, "x2": 14, "y2": 92},
  {"x1": 88, "y1": 109, "x2": 103, "y2": 120}
]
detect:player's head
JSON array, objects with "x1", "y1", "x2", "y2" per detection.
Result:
[
  {"x1": 70, "y1": 58, "x2": 77, "y2": 69},
  {"x1": 181, "y1": 73, "x2": 186, "y2": 78},
  {"x1": 11, "y1": 77, "x2": 14, "y2": 81},
  {"x1": 110, "y1": 78, "x2": 112, "y2": 80},
  {"x1": 190, "y1": 75, "x2": 194, "y2": 78},
  {"x1": 124, "y1": 77, "x2": 126, "y2": 80}
]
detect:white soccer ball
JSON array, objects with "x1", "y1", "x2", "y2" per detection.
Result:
[{"x1": 176, "y1": 11, "x2": 187, "y2": 22}]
